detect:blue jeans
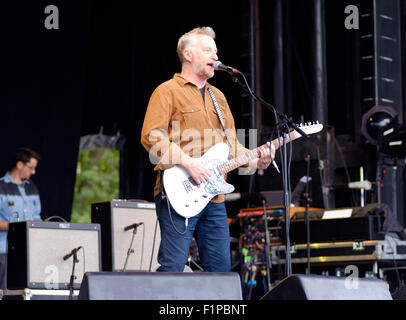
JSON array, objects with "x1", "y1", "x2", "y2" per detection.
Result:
[{"x1": 155, "y1": 194, "x2": 231, "y2": 272}]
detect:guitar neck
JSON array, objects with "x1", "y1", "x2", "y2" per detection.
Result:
[{"x1": 217, "y1": 131, "x2": 300, "y2": 175}]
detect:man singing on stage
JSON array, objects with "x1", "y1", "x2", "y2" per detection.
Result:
[{"x1": 141, "y1": 26, "x2": 274, "y2": 272}]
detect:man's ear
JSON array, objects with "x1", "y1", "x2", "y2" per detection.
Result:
[
  {"x1": 183, "y1": 49, "x2": 193, "y2": 63},
  {"x1": 16, "y1": 161, "x2": 24, "y2": 169}
]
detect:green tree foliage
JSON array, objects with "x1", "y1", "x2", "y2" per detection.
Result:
[{"x1": 70, "y1": 148, "x2": 119, "y2": 223}]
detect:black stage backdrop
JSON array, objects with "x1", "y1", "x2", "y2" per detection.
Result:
[
  {"x1": 0, "y1": 1, "x2": 90, "y2": 221},
  {"x1": 1, "y1": 1, "x2": 405, "y2": 222},
  {"x1": 0, "y1": 0, "x2": 245, "y2": 221}
]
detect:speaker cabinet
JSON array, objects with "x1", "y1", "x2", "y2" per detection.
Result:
[
  {"x1": 261, "y1": 274, "x2": 392, "y2": 300},
  {"x1": 78, "y1": 272, "x2": 243, "y2": 300},
  {"x1": 91, "y1": 200, "x2": 160, "y2": 272},
  {"x1": 7, "y1": 221, "x2": 101, "y2": 290}
]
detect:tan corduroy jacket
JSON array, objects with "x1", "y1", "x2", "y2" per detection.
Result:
[{"x1": 141, "y1": 73, "x2": 251, "y2": 203}]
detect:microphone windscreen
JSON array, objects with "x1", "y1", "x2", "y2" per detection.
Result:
[{"x1": 213, "y1": 60, "x2": 222, "y2": 70}]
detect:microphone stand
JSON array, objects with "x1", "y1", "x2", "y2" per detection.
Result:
[
  {"x1": 304, "y1": 155, "x2": 312, "y2": 274},
  {"x1": 279, "y1": 125, "x2": 292, "y2": 276},
  {"x1": 67, "y1": 250, "x2": 79, "y2": 300},
  {"x1": 123, "y1": 227, "x2": 137, "y2": 271},
  {"x1": 229, "y1": 72, "x2": 310, "y2": 278},
  {"x1": 262, "y1": 200, "x2": 272, "y2": 291}
]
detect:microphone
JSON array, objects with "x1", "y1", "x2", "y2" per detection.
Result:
[
  {"x1": 63, "y1": 246, "x2": 82, "y2": 261},
  {"x1": 124, "y1": 222, "x2": 143, "y2": 232},
  {"x1": 213, "y1": 61, "x2": 240, "y2": 75},
  {"x1": 291, "y1": 176, "x2": 311, "y2": 206}
]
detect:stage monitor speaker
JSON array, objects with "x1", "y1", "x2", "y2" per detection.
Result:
[
  {"x1": 91, "y1": 200, "x2": 160, "y2": 272},
  {"x1": 7, "y1": 221, "x2": 101, "y2": 290},
  {"x1": 261, "y1": 274, "x2": 392, "y2": 300},
  {"x1": 392, "y1": 286, "x2": 406, "y2": 300},
  {"x1": 78, "y1": 272, "x2": 243, "y2": 300}
]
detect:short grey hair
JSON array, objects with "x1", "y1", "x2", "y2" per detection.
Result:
[{"x1": 176, "y1": 26, "x2": 216, "y2": 63}]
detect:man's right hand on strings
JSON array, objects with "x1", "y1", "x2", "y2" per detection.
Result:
[{"x1": 180, "y1": 153, "x2": 212, "y2": 185}]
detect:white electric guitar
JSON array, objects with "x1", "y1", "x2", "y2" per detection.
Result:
[{"x1": 163, "y1": 122, "x2": 323, "y2": 218}]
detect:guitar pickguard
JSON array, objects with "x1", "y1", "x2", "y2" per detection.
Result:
[{"x1": 201, "y1": 158, "x2": 235, "y2": 196}]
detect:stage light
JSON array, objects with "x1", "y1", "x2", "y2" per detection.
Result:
[{"x1": 361, "y1": 106, "x2": 399, "y2": 145}]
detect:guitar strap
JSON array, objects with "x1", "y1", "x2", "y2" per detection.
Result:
[{"x1": 207, "y1": 87, "x2": 232, "y2": 147}]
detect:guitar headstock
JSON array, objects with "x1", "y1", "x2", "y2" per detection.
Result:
[
  {"x1": 295, "y1": 121, "x2": 324, "y2": 136},
  {"x1": 271, "y1": 121, "x2": 324, "y2": 148}
]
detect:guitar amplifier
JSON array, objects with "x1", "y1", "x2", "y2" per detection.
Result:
[
  {"x1": 91, "y1": 200, "x2": 160, "y2": 272},
  {"x1": 271, "y1": 240, "x2": 380, "y2": 265},
  {"x1": 7, "y1": 221, "x2": 101, "y2": 290},
  {"x1": 284, "y1": 206, "x2": 386, "y2": 243},
  {"x1": 271, "y1": 237, "x2": 406, "y2": 265}
]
